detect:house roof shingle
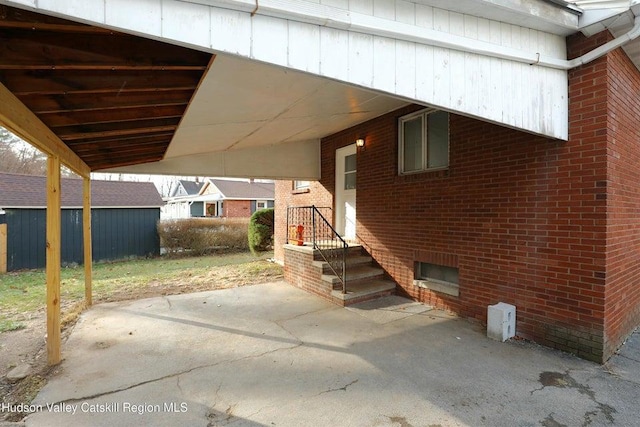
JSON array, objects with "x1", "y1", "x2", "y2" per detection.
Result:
[
  {"x1": 0, "y1": 172, "x2": 164, "y2": 208},
  {"x1": 179, "y1": 180, "x2": 205, "y2": 196},
  {"x1": 208, "y1": 179, "x2": 274, "y2": 200}
]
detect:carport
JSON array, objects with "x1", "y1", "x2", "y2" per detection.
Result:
[
  {"x1": 0, "y1": 3, "x2": 411, "y2": 364},
  {"x1": 0, "y1": 0, "x2": 577, "y2": 365}
]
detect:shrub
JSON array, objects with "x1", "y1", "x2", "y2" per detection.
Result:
[
  {"x1": 157, "y1": 217, "x2": 249, "y2": 256},
  {"x1": 248, "y1": 208, "x2": 274, "y2": 255}
]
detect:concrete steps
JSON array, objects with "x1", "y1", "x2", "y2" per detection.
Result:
[
  {"x1": 313, "y1": 245, "x2": 397, "y2": 306},
  {"x1": 321, "y1": 264, "x2": 385, "y2": 286},
  {"x1": 331, "y1": 279, "x2": 397, "y2": 306}
]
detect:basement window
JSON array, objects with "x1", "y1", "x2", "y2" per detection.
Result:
[
  {"x1": 399, "y1": 109, "x2": 449, "y2": 174},
  {"x1": 294, "y1": 180, "x2": 310, "y2": 190},
  {"x1": 292, "y1": 180, "x2": 311, "y2": 194},
  {"x1": 414, "y1": 262, "x2": 459, "y2": 297}
]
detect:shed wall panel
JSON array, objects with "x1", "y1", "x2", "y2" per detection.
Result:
[{"x1": 4, "y1": 208, "x2": 159, "y2": 271}]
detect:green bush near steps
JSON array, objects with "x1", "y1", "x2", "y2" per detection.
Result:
[{"x1": 248, "y1": 208, "x2": 275, "y2": 255}]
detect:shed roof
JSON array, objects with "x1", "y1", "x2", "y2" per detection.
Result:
[
  {"x1": 206, "y1": 179, "x2": 274, "y2": 200},
  {"x1": 0, "y1": 172, "x2": 163, "y2": 208}
]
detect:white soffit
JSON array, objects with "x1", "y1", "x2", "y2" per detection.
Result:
[
  {"x1": 167, "y1": 55, "x2": 406, "y2": 157},
  {"x1": 105, "y1": 54, "x2": 409, "y2": 178}
]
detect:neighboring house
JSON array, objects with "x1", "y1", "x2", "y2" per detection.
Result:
[
  {"x1": 167, "y1": 179, "x2": 205, "y2": 198},
  {"x1": 162, "y1": 179, "x2": 205, "y2": 219},
  {"x1": 0, "y1": 172, "x2": 163, "y2": 271},
  {"x1": 162, "y1": 178, "x2": 274, "y2": 219}
]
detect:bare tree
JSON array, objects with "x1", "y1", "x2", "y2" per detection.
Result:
[{"x1": 0, "y1": 127, "x2": 47, "y2": 175}]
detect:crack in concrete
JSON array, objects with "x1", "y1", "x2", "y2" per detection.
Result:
[
  {"x1": 318, "y1": 379, "x2": 358, "y2": 395},
  {"x1": 227, "y1": 343, "x2": 304, "y2": 366},
  {"x1": 48, "y1": 344, "x2": 300, "y2": 406},
  {"x1": 212, "y1": 382, "x2": 222, "y2": 406},
  {"x1": 602, "y1": 363, "x2": 640, "y2": 387},
  {"x1": 164, "y1": 296, "x2": 173, "y2": 310},
  {"x1": 176, "y1": 375, "x2": 184, "y2": 398},
  {"x1": 612, "y1": 353, "x2": 640, "y2": 363},
  {"x1": 272, "y1": 307, "x2": 330, "y2": 335},
  {"x1": 271, "y1": 307, "x2": 330, "y2": 347}
]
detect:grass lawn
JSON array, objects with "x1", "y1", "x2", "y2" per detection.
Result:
[{"x1": 0, "y1": 251, "x2": 283, "y2": 333}]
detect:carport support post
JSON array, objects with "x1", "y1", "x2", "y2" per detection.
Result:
[
  {"x1": 46, "y1": 155, "x2": 62, "y2": 365},
  {"x1": 83, "y1": 177, "x2": 92, "y2": 306}
]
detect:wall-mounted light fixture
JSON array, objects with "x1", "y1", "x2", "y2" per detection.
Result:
[{"x1": 356, "y1": 138, "x2": 365, "y2": 150}]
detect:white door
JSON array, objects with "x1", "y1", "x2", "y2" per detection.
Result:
[{"x1": 335, "y1": 144, "x2": 357, "y2": 241}]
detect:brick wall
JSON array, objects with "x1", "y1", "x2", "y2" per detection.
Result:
[
  {"x1": 349, "y1": 103, "x2": 608, "y2": 361},
  {"x1": 283, "y1": 246, "x2": 333, "y2": 299},
  {"x1": 275, "y1": 30, "x2": 640, "y2": 362},
  {"x1": 600, "y1": 37, "x2": 640, "y2": 357},
  {"x1": 274, "y1": 182, "x2": 332, "y2": 261},
  {"x1": 224, "y1": 200, "x2": 251, "y2": 218},
  {"x1": 278, "y1": 103, "x2": 609, "y2": 361}
]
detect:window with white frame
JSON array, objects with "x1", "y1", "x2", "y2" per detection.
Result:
[
  {"x1": 399, "y1": 109, "x2": 449, "y2": 174},
  {"x1": 294, "y1": 180, "x2": 310, "y2": 190},
  {"x1": 256, "y1": 200, "x2": 268, "y2": 210}
]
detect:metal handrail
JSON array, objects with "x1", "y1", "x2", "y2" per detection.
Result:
[{"x1": 286, "y1": 205, "x2": 348, "y2": 293}]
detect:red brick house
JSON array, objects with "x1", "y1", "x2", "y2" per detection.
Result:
[
  {"x1": 275, "y1": 24, "x2": 640, "y2": 363},
  {"x1": 2, "y1": 0, "x2": 639, "y2": 364},
  {"x1": 162, "y1": 179, "x2": 274, "y2": 219}
]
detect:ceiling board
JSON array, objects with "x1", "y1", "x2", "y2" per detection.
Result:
[
  {"x1": 0, "y1": 4, "x2": 211, "y2": 170},
  {"x1": 0, "y1": 4, "x2": 410, "y2": 178}
]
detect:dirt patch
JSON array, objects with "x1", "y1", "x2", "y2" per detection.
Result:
[
  {"x1": 0, "y1": 261, "x2": 283, "y2": 422},
  {"x1": 0, "y1": 315, "x2": 50, "y2": 422}
]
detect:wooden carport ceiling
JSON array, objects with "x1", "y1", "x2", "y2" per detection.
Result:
[{"x1": 0, "y1": 5, "x2": 212, "y2": 170}]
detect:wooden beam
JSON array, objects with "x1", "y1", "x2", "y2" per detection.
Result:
[
  {"x1": 77, "y1": 143, "x2": 170, "y2": 159},
  {"x1": 0, "y1": 81, "x2": 90, "y2": 177},
  {"x1": 67, "y1": 133, "x2": 174, "y2": 151},
  {"x1": 0, "y1": 223, "x2": 6, "y2": 274},
  {"x1": 46, "y1": 155, "x2": 61, "y2": 365},
  {"x1": 13, "y1": 85, "x2": 198, "y2": 97},
  {"x1": 0, "y1": 65, "x2": 207, "y2": 71},
  {"x1": 59, "y1": 125, "x2": 177, "y2": 141},
  {"x1": 0, "y1": 21, "x2": 114, "y2": 34},
  {"x1": 27, "y1": 93, "x2": 191, "y2": 114},
  {"x1": 1, "y1": 69, "x2": 205, "y2": 95},
  {"x1": 0, "y1": 29, "x2": 212, "y2": 69},
  {"x1": 83, "y1": 177, "x2": 92, "y2": 307},
  {"x1": 42, "y1": 104, "x2": 186, "y2": 128},
  {"x1": 92, "y1": 155, "x2": 164, "y2": 170}
]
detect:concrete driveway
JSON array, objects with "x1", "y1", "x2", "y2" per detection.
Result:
[{"x1": 22, "y1": 281, "x2": 640, "y2": 426}]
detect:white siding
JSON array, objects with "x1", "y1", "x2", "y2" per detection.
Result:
[
  {"x1": 161, "y1": 0, "x2": 210, "y2": 47},
  {"x1": 209, "y1": 8, "x2": 251, "y2": 56},
  {"x1": 10, "y1": 0, "x2": 569, "y2": 139},
  {"x1": 288, "y1": 21, "x2": 320, "y2": 73},
  {"x1": 37, "y1": 0, "x2": 105, "y2": 22},
  {"x1": 105, "y1": 0, "x2": 162, "y2": 36}
]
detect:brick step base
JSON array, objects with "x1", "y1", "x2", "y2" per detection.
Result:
[
  {"x1": 331, "y1": 279, "x2": 397, "y2": 307},
  {"x1": 283, "y1": 243, "x2": 396, "y2": 308}
]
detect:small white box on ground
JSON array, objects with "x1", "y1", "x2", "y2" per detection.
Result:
[{"x1": 487, "y1": 302, "x2": 516, "y2": 342}]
